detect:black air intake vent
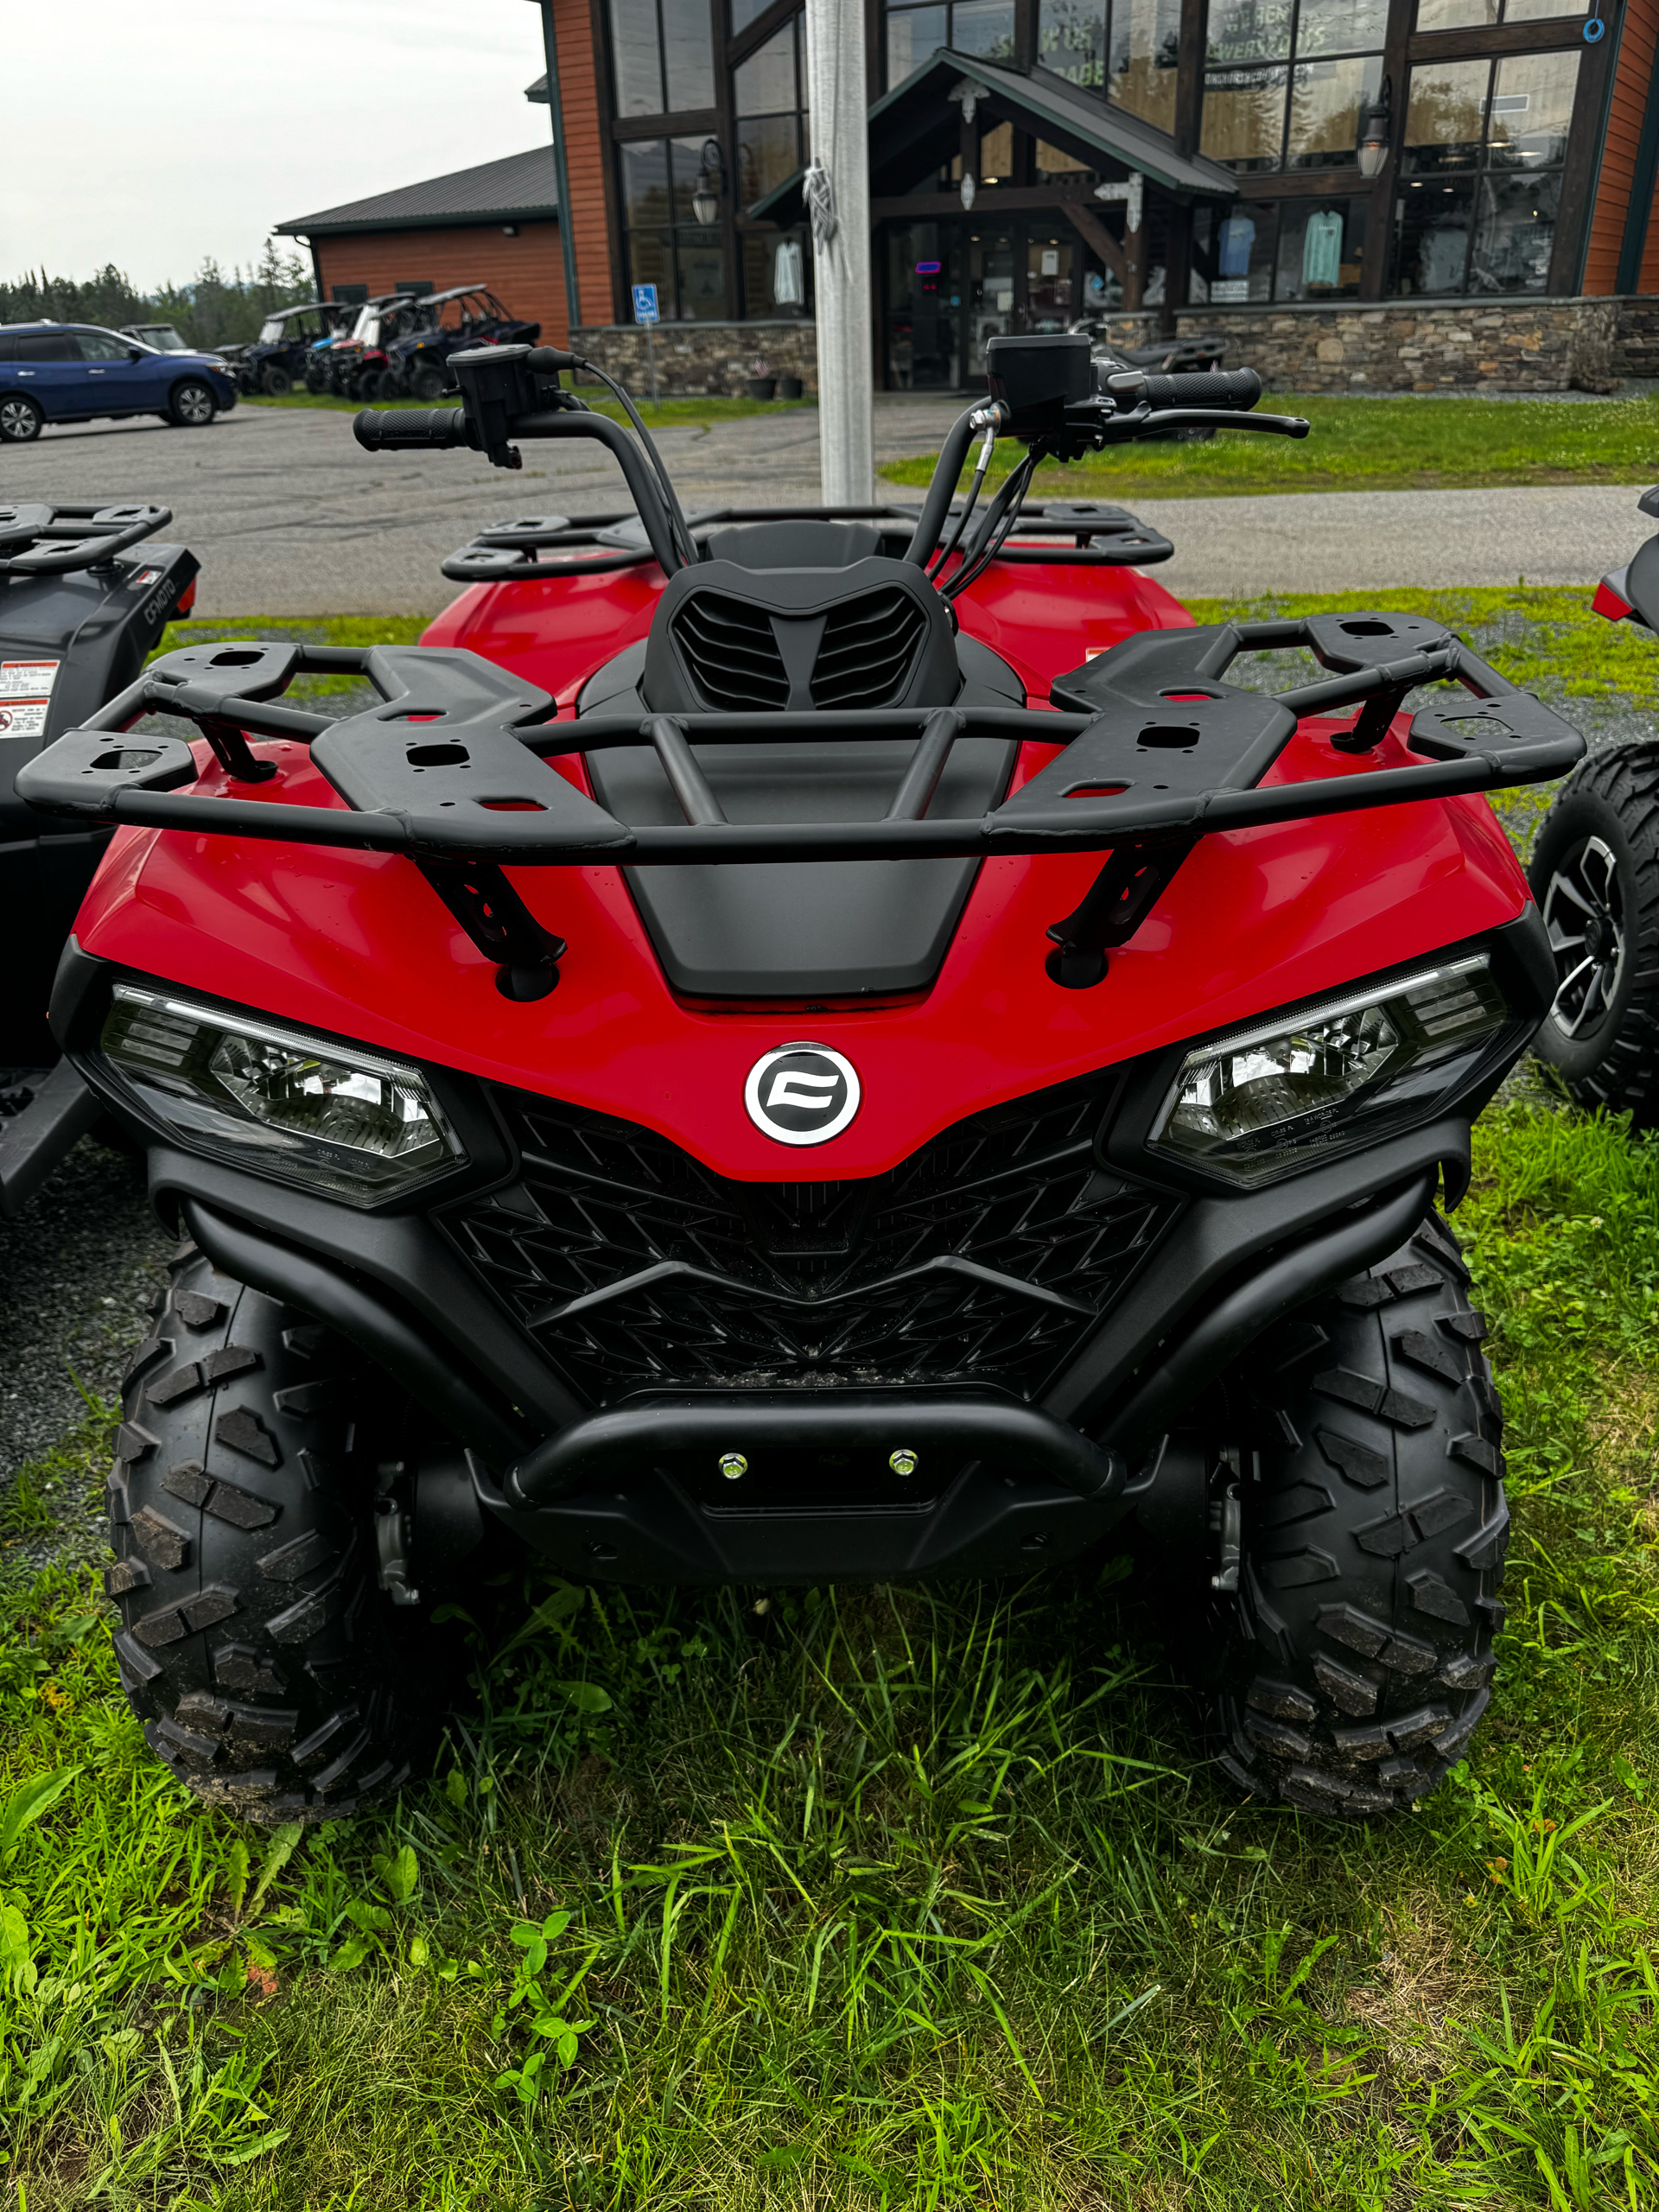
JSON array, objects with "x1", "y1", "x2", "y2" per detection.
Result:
[
  {"x1": 670, "y1": 591, "x2": 789, "y2": 710},
  {"x1": 810, "y1": 587, "x2": 928, "y2": 709}
]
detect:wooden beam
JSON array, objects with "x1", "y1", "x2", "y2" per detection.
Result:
[{"x1": 1062, "y1": 200, "x2": 1128, "y2": 287}]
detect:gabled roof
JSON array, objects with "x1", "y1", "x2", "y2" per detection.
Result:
[
  {"x1": 276, "y1": 146, "x2": 557, "y2": 238},
  {"x1": 753, "y1": 48, "x2": 1236, "y2": 221}
]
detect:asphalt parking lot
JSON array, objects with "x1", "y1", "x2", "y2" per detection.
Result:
[{"x1": 12, "y1": 397, "x2": 1656, "y2": 615}]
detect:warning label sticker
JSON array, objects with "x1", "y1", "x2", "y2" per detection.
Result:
[
  {"x1": 0, "y1": 700, "x2": 49, "y2": 740},
  {"x1": 0, "y1": 660, "x2": 60, "y2": 700}
]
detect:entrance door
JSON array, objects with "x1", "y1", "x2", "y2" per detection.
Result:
[{"x1": 884, "y1": 225, "x2": 962, "y2": 390}]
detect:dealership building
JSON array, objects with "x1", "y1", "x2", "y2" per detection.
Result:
[{"x1": 279, "y1": 0, "x2": 1659, "y2": 393}]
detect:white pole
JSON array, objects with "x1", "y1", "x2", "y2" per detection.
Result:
[{"x1": 803, "y1": 0, "x2": 874, "y2": 506}]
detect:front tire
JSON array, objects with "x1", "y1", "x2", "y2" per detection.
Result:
[
  {"x1": 0, "y1": 395, "x2": 44, "y2": 442},
  {"x1": 409, "y1": 364, "x2": 447, "y2": 402},
  {"x1": 105, "y1": 1246, "x2": 448, "y2": 1821},
  {"x1": 260, "y1": 365, "x2": 293, "y2": 397},
  {"x1": 1211, "y1": 1211, "x2": 1507, "y2": 1815},
  {"x1": 168, "y1": 378, "x2": 218, "y2": 428},
  {"x1": 1527, "y1": 745, "x2": 1659, "y2": 1124}
]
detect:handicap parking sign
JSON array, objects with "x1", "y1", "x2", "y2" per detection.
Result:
[{"x1": 632, "y1": 283, "x2": 659, "y2": 326}]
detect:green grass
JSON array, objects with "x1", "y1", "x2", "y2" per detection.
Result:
[
  {"x1": 244, "y1": 391, "x2": 811, "y2": 427},
  {"x1": 880, "y1": 390, "x2": 1659, "y2": 500},
  {"x1": 5, "y1": 595, "x2": 1656, "y2": 2207}
]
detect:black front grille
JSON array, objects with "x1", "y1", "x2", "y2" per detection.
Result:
[
  {"x1": 810, "y1": 588, "x2": 927, "y2": 709},
  {"x1": 670, "y1": 592, "x2": 789, "y2": 709},
  {"x1": 445, "y1": 1077, "x2": 1180, "y2": 1408}
]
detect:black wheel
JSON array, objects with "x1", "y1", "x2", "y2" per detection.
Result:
[
  {"x1": 304, "y1": 367, "x2": 328, "y2": 394},
  {"x1": 105, "y1": 1244, "x2": 457, "y2": 1822},
  {"x1": 356, "y1": 369, "x2": 386, "y2": 404},
  {"x1": 260, "y1": 365, "x2": 293, "y2": 397},
  {"x1": 409, "y1": 363, "x2": 447, "y2": 402},
  {"x1": 1208, "y1": 1211, "x2": 1507, "y2": 1816},
  {"x1": 0, "y1": 394, "x2": 43, "y2": 442},
  {"x1": 1527, "y1": 745, "x2": 1659, "y2": 1123},
  {"x1": 168, "y1": 378, "x2": 217, "y2": 428}
]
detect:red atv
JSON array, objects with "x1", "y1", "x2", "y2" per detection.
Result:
[
  {"x1": 21, "y1": 337, "x2": 1580, "y2": 1823},
  {"x1": 1525, "y1": 486, "x2": 1659, "y2": 1121}
]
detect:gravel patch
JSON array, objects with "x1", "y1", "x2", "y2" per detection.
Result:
[{"x1": 0, "y1": 1134, "x2": 172, "y2": 1584}]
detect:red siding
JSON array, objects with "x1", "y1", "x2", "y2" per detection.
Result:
[
  {"x1": 315, "y1": 219, "x2": 568, "y2": 346},
  {"x1": 553, "y1": 0, "x2": 616, "y2": 325},
  {"x1": 1584, "y1": 1, "x2": 1659, "y2": 294}
]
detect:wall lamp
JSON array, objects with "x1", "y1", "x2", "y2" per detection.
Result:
[
  {"x1": 1357, "y1": 79, "x2": 1393, "y2": 180},
  {"x1": 691, "y1": 139, "x2": 724, "y2": 227}
]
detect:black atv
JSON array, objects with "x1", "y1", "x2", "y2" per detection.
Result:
[
  {"x1": 1527, "y1": 486, "x2": 1659, "y2": 1122},
  {"x1": 385, "y1": 286, "x2": 540, "y2": 402},
  {"x1": 239, "y1": 302, "x2": 357, "y2": 398},
  {"x1": 0, "y1": 502, "x2": 198, "y2": 1214}
]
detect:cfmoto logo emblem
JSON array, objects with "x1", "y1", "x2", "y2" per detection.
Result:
[{"x1": 744, "y1": 1041, "x2": 861, "y2": 1147}]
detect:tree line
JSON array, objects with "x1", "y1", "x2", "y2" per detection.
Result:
[{"x1": 0, "y1": 241, "x2": 317, "y2": 351}]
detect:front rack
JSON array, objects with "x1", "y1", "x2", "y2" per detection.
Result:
[
  {"x1": 0, "y1": 502, "x2": 173, "y2": 579},
  {"x1": 17, "y1": 610, "x2": 1582, "y2": 996},
  {"x1": 439, "y1": 500, "x2": 1176, "y2": 582}
]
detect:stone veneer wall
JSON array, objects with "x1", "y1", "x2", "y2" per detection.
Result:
[
  {"x1": 571, "y1": 297, "x2": 1659, "y2": 397},
  {"x1": 573, "y1": 319, "x2": 817, "y2": 396},
  {"x1": 1154, "y1": 297, "x2": 1624, "y2": 393}
]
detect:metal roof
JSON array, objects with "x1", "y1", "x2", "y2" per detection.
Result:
[
  {"x1": 276, "y1": 146, "x2": 558, "y2": 238},
  {"x1": 753, "y1": 48, "x2": 1237, "y2": 220}
]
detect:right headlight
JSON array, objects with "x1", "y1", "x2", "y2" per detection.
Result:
[
  {"x1": 1150, "y1": 953, "x2": 1512, "y2": 1187},
  {"x1": 95, "y1": 984, "x2": 466, "y2": 1205}
]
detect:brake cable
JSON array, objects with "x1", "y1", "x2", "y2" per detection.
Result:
[
  {"x1": 928, "y1": 416, "x2": 998, "y2": 583},
  {"x1": 941, "y1": 448, "x2": 1038, "y2": 601}
]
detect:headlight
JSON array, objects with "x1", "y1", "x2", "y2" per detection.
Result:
[
  {"x1": 97, "y1": 985, "x2": 465, "y2": 1205},
  {"x1": 1151, "y1": 954, "x2": 1510, "y2": 1186}
]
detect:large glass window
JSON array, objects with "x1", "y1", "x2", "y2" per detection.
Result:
[
  {"x1": 887, "y1": 0, "x2": 1014, "y2": 82},
  {"x1": 609, "y1": 0, "x2": 715, "y2": 118},
  {"x1": 1200, "y1": 0, "x2": 1384, "y2": 173},
  {"x1": 1038, "y1": 0, "x2": 1179, "y2": 132},
  {"x1": 1414, "y1": 0, "x2": 1586, "y2": 26},
  {"x1": 619, "y1": 136, "x2": 728, "y2": 317},
  {"x1": 735, "y1": 16, "x2": 809, "y2": 208},
  {"x1": 1192, "y1": 194, "x2": 1368, "y2": 301},
  {"x1": 1393, "y1": 48, "x2": 1580, "y2": 294}
]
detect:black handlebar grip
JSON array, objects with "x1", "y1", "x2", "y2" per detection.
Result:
[
  {"x1": 352, "y1": 407, "x2": 471, "y2": 452},
  {"x1": 1140, "y1": 367, "x2": 1262, "y2": 411}
]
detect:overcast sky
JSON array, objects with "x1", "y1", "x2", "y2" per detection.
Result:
[{"x1": 4, "y1": 1, "x2": 553, "y2": 290}]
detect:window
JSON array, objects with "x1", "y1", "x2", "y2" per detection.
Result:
[
  {"x1": 1393, "y1": 48, "x2": 1580, "y2": 294},
  {"x1": 608, "y1": 0, "x2": 715, "y2": 118},
  {"x1": 1200, "y1": 0, "x2": 1385, "y2": 173},
  {"x1": 887, "y1": 0, "x2": 1014, "y2": 83},
  {"x1": 1414, "y1": 0, "x2": 1586, "y2": 26},
  {"x1": 331, "y1": 284, "x2": 369, "y2": 304},
  {"x1": 1192, "y1": 194, "x2": 1368, "y2": 301},
  {"x1": 735, "y1": 16, "x2": 809, "y2": 208},
  {"x1": 619, "y1": 136, "x2": 728, "y2": 317},
  {"x1": 14, "y1": 332, "x2": 78, "y2": 361},
  {"x1": 1038, "y1": 0, "x2": 1180, "y2": 133},
  {"x1": 75, "y1": 330, "x2": 131, "y2": 360}
]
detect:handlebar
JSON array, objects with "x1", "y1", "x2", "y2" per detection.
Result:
[
  {"x1": 353, "y1": 407, "x2": 472, "y2": 452},
  {"x1": 1132, "y1": 366, "x2": 1262, "y2": 411}
]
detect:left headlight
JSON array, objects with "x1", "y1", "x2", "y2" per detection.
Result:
[
  {"x1": 96, "y1": 986, "x2": 466, "y2": 1205},
  {"x1": 1150, "y1": 953, "x2": 1512, "y2": 1187}
]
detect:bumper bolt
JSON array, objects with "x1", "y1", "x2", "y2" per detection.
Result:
[
  {"x1": 889, "y1": 1448, "x2": 919, "y2": 1478},
  {"x1": 719, "y1": 1452, "x2": 748, "y2": 1481}
]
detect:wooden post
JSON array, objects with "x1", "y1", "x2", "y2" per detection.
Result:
[{"x1": 804, "y1": 0, "x2": 874, "y2": 505}]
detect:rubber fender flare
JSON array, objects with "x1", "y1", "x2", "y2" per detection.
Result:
[
  {"x1": 1103, "y1": 1167, "x2": 1439, "y2": 1457},
  {"x1": 180, "y1": 1197, "x2": 530, "y2": 1466}
]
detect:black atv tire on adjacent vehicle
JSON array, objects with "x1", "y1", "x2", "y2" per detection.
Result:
[
  {"x1": 260, "y1": 365, "x2": 293, "y2": 397},
  {"x1": 1526, "y1": 742, "x2": 1659, "y2": 1125},
  {"x1": 1211, "y1": 1209, "x2": 1508, "y2": 1816},
  {"x1": 105, "y1": 1244, "x2": 448, "y2": 1822}
]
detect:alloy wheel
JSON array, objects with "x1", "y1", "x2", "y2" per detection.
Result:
[{"x1": 1541, "y1": 833, "x2": 1626, "y2": 1039}]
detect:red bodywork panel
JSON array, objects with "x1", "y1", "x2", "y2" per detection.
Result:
[{"x1": 77, "y1": 560, "x2": 1533, "y2": 1183}]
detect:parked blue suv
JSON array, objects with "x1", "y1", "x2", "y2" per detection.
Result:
[{"x1": 0, "y1": 323, "x2": 238, "y2": 442}]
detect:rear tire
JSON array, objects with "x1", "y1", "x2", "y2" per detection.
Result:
[
  {"x1": 409, "y1": 364, "x2": 447, "y2": 402},
  {"x1": 105, "y1": 1245, "x2": 449, "y2": 1822},
  {"x1": 168, "y1": 378, "x2": 217, "y2": 428},
  {"x1": 1527, "y1": 744, "x2": 1659, "y2": 1125},
  {"x1": 0, "y1": 395, "x2": 43, "y2": 442},
  {"x1": 260, "y1": 365, "x2": 293, "y2": 397},
  {"x1": 1211, "y1": 1211, "x2": 1506, "y2": 1815}
]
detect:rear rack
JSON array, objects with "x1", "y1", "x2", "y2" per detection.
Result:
[
  {"x1": 17, "y1": 610, "x2": 1582, "y2": 996},
  {"x1": 439, "y1": 500, "x2": 1175, "y2": 582},
  {"x1": 0, "y1": 502, "x2": 173, "y2": 578}
]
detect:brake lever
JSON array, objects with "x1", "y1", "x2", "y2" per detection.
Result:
[{"x1": 1124, "y1": 407, "x2": 1311, "y2": 439}]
